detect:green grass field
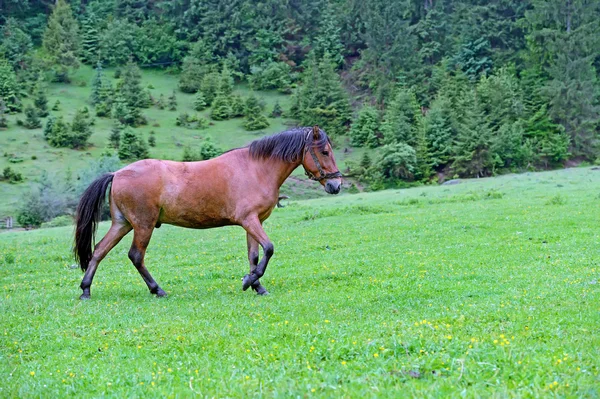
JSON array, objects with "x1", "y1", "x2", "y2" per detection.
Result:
[
  {"x1": 0, "y1": 65, "x2": 364, "y2": 217},
  {"x1": 1, "y1": 167, "x2": 599, "y2": 397}
]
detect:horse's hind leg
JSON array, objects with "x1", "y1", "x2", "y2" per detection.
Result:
[
  {"x1": 80, "y1": 222, "x2": 132, "y2": 299},
  {"x1": 247, "y1": 233, "x2": 269, "y2": 295},
  {"x1": 128, "y1": 227, "x2": 167, "y2": 297}
]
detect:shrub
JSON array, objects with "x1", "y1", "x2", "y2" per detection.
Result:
[
  {"x1": 2, "y1": 166, "x2": 23, "y2": 183},
  {"x1": 118, "y1": 127, "x2": 149, "y2": 160}
]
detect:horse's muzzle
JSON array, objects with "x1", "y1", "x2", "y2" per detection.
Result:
[{"x1": 325, "y1": 179, "x2": 341, "y2": 194}]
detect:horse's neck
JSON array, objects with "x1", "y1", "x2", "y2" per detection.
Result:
[{"x1": 257, "y1": 157, "x2": 301, "y2": 189}]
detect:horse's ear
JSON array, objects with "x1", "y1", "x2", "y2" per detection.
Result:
[{"x1": 313, "y1": 125, "x2": 321, "y2": 140}]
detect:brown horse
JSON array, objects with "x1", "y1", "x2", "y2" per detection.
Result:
[{"x1": 74, "y1": 126, "x2": 342, "y2": 299}]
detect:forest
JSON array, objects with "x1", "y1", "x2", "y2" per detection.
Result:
[{"x1": 1, "y1": 0, "x2": 599, "y2": 190}]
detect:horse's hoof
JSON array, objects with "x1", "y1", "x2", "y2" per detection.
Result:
[
  {"x1": 242, "y1": 274, "x2": 253, "y2": 291},
  {"x1": 256, "y1": 288, "x2": 269, "y2": 296},
  {"x1": 80, "y1": 293, "x2": 90, "y2": 300},
  {"x1": 153, "y1": 288, "x2": 168, "y2": 297}
]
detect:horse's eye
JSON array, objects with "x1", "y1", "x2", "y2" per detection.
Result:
[{"x1": 322, "y1": 151, "x2": 329, "y2": 156}]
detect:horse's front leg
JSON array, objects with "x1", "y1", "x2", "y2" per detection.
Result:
[
  {"x1": 247, "y1": 233, "x2": 269, "y2": 295},
  {"x1": 241, "y1": 216, "x2": 274, "y2": 291}
]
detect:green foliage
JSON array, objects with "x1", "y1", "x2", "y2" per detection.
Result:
[
  {"x1": 44, "y1": 111, "x2": 92, "y2": 149},
  {"x1": 181, "y1": 137, "x2": 222, "y2": 161},
  {"x1": 377, "y1": 142, "x2": 417, "y2": 181},
  {"x1": 424, "y1": 96, "x2": 455, "y2": 170},
  {"x1": 168, "y1": 91, "x2": 177, "y2": 111},
  {"x1": 109, "y1": 123, "x2": 122, "y2": 149},
  {"x1": 80, "y1": 13, "x2": 100, "y2": 64},
  {"x1": 292, "y1": 54, "x2": 351, "y2": 137},
  {"x1": 381, "y1": 88, "x2": 423, "y2": 147},
  {"x1": 33, "y1": 80, "x2": 48, "y2": 117},
  {"x1": 249, "y1": 62, "x2": 293, "y2": 93},
  {"x1": 210, "y1": 94, "x2": 232, "y2": 121},
  {"x1": 70, "y1": 108, "x2": 94, "y2": 147},
  {"x1": 243, "y1": 95, "x2": 269, "y2": 131},
  {"x1": 118, "y1": 127, "x2": 149, "y2": 160},
  {"x1": 2, "y1": 166, "x2": 23, "y2": 183},
  {"x1": 452, "y1": 38, "x2": 493, "y2": 81},
  {"x1": 269, "y1": 101, "x2": 283, "y2": 118},
  {"x1": 42, "y1": 0, "x2": 80, "y2": 82},
  {"x1": 22, "y1": 105, "x2": 41, "y2": 129},
  {"x1": 0, "y1": 60, "x2": 22, "y2": 113},
  {"x1": 230, "y1": 95, "x2": 246, "y2": 118},
  {"x1": 200, "y1": 72, "x2": 220, "y2": 106},
  {"x1": 0, "y1": 99, "x2": 8, "y2": 128},
  {"x1": 116, "y1": 61, "x2": 146, "y2": 126},
  {"x1": 350, "y1": 105, "x2": 380, "y2": 148},
  {"x1": 0, "y1": 18, "x2": 33, "y2": 70},
  {"x1": 148, "y1": 134, "x2": 156, "y2": 147},
  {"x1": 193, "y1": 90, "x2": 207, "y2": 111}
]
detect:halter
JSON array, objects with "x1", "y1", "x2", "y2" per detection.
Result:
[{"x1": 302, "y1": 131, "x2": 343, "y2": 182}]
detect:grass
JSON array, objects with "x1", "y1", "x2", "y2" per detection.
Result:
[
  {"x1": 1, "y1": 167, "x2": 599, "y2": 397},
  {"x1": 0, "y1": 65, "x2": 362, "y2": 216}
]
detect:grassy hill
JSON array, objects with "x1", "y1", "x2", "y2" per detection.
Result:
[
  {"x1": 0, "y1": 167, "x2": 598, "y2": 397},
  {"x1": 0, "y1": 65, "x2": 368, "y2": 218}
]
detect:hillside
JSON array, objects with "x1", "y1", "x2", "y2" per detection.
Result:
[
  {"x1": 1, "y1": 167, "x2": 599, "y2": 396},
  {"x1": 0, "y1": 65, "x2": 369, "y2": 218}
]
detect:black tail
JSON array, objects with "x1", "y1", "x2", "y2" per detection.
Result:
[{"x1": 74, "y1": 173, "x2": 114, "y2": 272}]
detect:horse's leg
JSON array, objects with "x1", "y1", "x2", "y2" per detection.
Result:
[
  {"x1": 80, "y1": 222, "x2": 132, "y2": 299},
  {"x1": 241, "y1": 216, "x2": 274, "y2": 291},
  {"x1": 247, "y1": 232, "x2": 269, "y2": 295},
  {"x1": 128, "y1": 227, "x2": 167, "y2": 297}
]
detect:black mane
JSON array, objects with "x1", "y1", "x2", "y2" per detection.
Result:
[{"x1": 248, "y1": 127, "x2": 330, "y2": 162}]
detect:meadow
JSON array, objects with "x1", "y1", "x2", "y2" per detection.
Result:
[{"x1": 1, "y1": 166, "x2": 599, "y2": 397}]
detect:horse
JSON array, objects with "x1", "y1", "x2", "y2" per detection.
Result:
[{"x1": 74, "y1": 126, "x2": 342, "y2": 299}]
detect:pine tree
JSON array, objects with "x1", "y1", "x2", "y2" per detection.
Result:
[
  {"x1": 293, "y1": 53, "x2": 350, "y2": 137},
  {"x1": 117, "y1": 61, "x2": 145, "y2": 125},
  {"x1": 111, "y1": 94, "x2": 130, "y2": 125},
  {"x1": 210, "y1": 94, "x2": 232, "y2": 121},
  {"x1": 118, "y1": 127, "x2": 149, "y2": 160},
  {"x1": 52, "y1": 100, "x2": 61, "y2": 111},
  {"x1": 381, "y1": 88, "x2": 423, "y2": 147},
  {"x1": 42, "y1": 0, "x2": 80, "y2": 82},
  {"x1": 70, "y1": 108, "x2": 94, "y2": 148},
  {"x1": 199, "y1": 136, "x2": 222, "y2": 160},
  {"x1": 43, "y1": 116, "x2": 56, "y2": 140},
  {"x1": 156, "y1": 94, "x2": 166, "y2": 110},
  {"x1": 80, "y1": 13, "x2": 100, "y2": 64},
  {"x1": 109, "y1": 123, "x2": 122, "y2": 149},
  {"x1": 424, "y1": 96, "x2": 456, "y2": 170},
  {"x1": 269, "y1": 101, "x2": 283, "y2": 118},
  {"x1": 244, "y1": 95, "x2": 270, "y2": 131},
  {"x1": 90, "y1": 62, "x2": 104, "y2": 105},
  {"x1": 200, "y1": 72, "x2": 220, "y2": 106},
  {"x1": 45, "y1": 116, "x2": 71, "y2": 148},
  {"x1": 0, "y1": 60, "x2": 22, "y2": 113},
  {"x1": 219, "y1": 64, "x2": 234, "y2": 96},
  {"x1": 168, "y1": 91, "x2": 177, "y2": 111},
  {"x1": 31, "y1": 80, "x2": 48, "y2": 118},
  {"x1": 350, "y1": 106, "x2": 380, "y2": 148},
  {"x1": 0, "y1": 99, "x2": 8, "y2": 128},
  {"x1": 148, "y1": 132, "x2": 156, "y2": 147},
  {"x1": 194, "y1": 90, "x2": 207, "y2": 111},
  {"x1": 23, "y1": 105, "x2": 41, "y2": 129}
]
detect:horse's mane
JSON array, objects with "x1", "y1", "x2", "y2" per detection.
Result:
[{"x1": 248, "y1": 127, "x2": 330, "y2": 163}]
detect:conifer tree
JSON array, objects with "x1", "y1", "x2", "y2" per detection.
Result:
[
  {"x1": 23, "y1": 105, "x2": 41, "y2": 129},
  {"x1": 0, "y1": 99, "x2": 8, "y2": 128},
  {"x1": 33, "y1": 80, "x2": 49, "y2": 117},
  {"x1": 45, "y1": 116, "x2": 70, "y2": 148},
  {"x1": 199, "y1": 136, "x2": 222, "y2": 160},
  {"x1": 80, "y1": 13, "x2": 99, "y2": 64},
  {"x1": 168, "y1": 91, "x2": 178, "y2": 111},
  {"x1": 210, "y1": 94, "x2": 232, "y2": 121},
  {"x1": 90, "y1": 62, "x2": 105, "y2": 105},
  {"x1": 43, "y1": 116, "x2": 56, "y2": 140},
  {"x1": 109, "y1": 123, "x2": 122, "y2": 149},
  {"x1": 148, "y1": 131, "x2": 156, "y2": 147},
  {"x1": 42, "y1": 0, "x2": 80, "y2": 82},
  {"x1": 70, "y1": 108, "x2": 94, "y2": 148},
  {"x1": 243, "y1": 95, "x2": 270, "y2": 130},
  {"x1": 350, "y1": 106, "x2": 380, "y2": 148},
  {"x1": 117, "y1": 61, "x2": 145, "y2": 125},
  {"x1": 200, "y1": 72, "x2": 220, "y2": 106},
  {"x1": 52, "y1": 100, "x2": 61, "y2": 111},
  {"x1": 0, "y1": 60, "x2": 21, "y2": 113},
  {"x1": 156, "y1": 94, "x2": 166, "y2": 110},
  {"x1": 424, "y1": 96, "x2": 455, "y2": 170},
  {"x1": 194, "y1": 90, "x2": 207, "y2": 111},
  {"x1": 381, "y1": 88, "x2": 423, "y2": 147},
  {"x1": 219, "y1": 65, "x2": 234, "y2": 96},
  {"x1": 269, "y1": 101, "x2": 283, "y2": 118},
  {"x1": 118, "y1": 127, "x2": 149, "y2": 160}
]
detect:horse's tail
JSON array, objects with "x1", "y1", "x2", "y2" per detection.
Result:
[{"x1": 74, "y1": 173, "x2": 114, "y2": 272}]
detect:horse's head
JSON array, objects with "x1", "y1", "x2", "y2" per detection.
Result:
[{"x1": 302, "y1": 126, "x2": 342, "y2": 194}]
